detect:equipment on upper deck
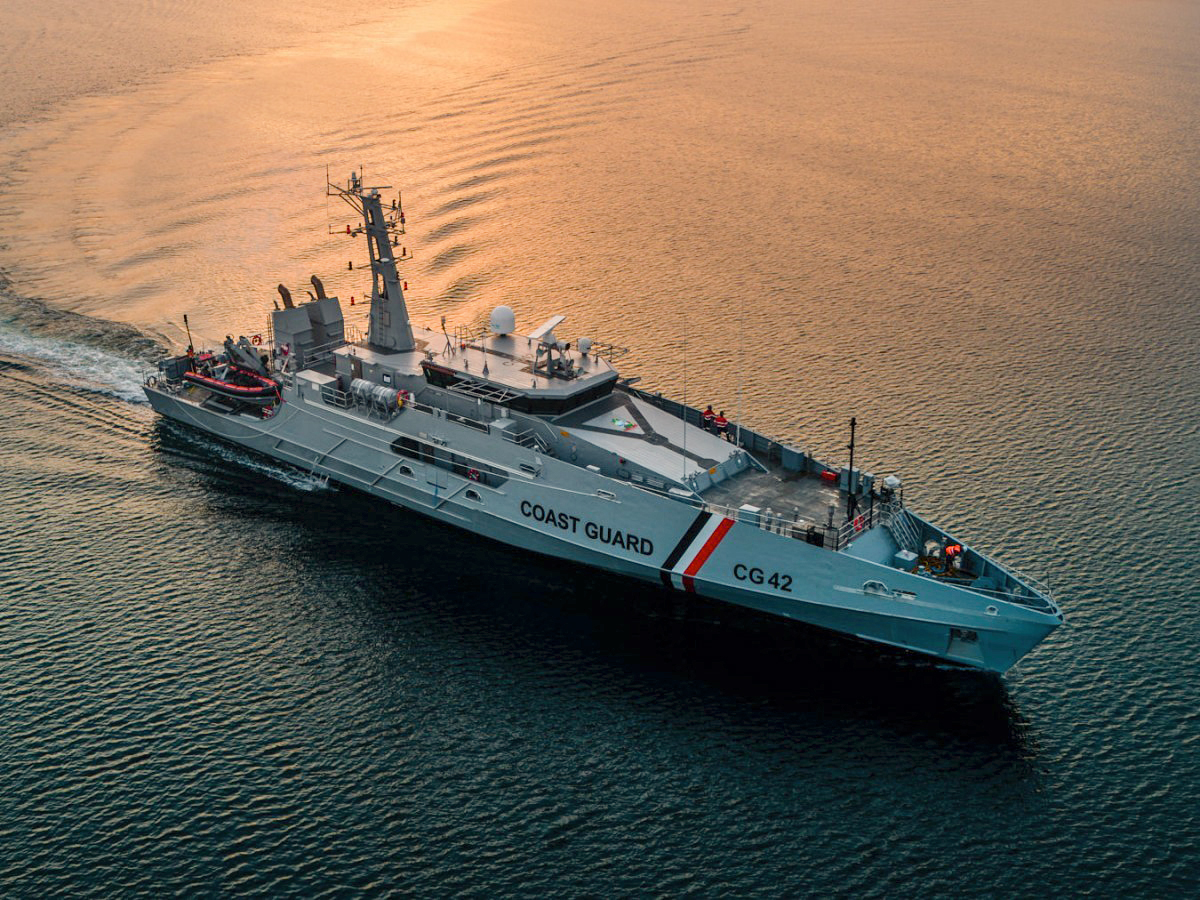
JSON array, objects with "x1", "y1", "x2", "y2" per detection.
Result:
[{"x1": 489, "y1": 305, "x2": 516, "y2": 336}]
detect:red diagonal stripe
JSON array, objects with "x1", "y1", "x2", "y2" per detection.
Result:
[{"x1": 681, "y1": 517, "x2": 734, "y2": 592}]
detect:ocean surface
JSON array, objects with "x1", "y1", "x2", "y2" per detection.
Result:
[{"x1": 1, "y1": 0, "x2": 1197, "y2": 894}]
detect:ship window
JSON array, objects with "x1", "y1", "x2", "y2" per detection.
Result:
[
  {"x1": 596, "y1": 489, "x2": 617, "y2": 501},
  {"x1": 390, "y1": 435, "x2": 508, "y2": 489},
  {"x1": 862, "y1": 580, "x2": 892, "y2": 596},
  {"x1": 465, "y1": 489, "x2": 483, "y2": 503},
  {"x1": 421, "y1": 363, "x2": 459, "y2": 389},
  {"x1": 505, "y1": 377, "x2": 617, "y2": 415}
]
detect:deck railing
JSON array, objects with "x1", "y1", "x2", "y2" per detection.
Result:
[
  {"x1": 502, "y1": 428, "x2": 550, "y2": 452},
  {"x1": 626, "y1": 477, "x2": 869, "y2": 550},
  {"x1": 445, "y1": 410, "x2": 490, "y2": 433}
]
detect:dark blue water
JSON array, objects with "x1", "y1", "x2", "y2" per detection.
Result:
[
  {"x1": 2, "y1": 0, "x2": 1199, "y2": 895},
  {"x1": 1, "y1": 337, "x2": 1196, "y2": 895}
]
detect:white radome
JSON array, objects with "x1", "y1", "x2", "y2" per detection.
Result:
[{"x1": 490, "y1": 305, "x2": 516, "y2": 335}]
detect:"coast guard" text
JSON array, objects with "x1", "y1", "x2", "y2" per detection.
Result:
[{"x1": 520, "y1": 500, "x2": 654, "y2": 556}]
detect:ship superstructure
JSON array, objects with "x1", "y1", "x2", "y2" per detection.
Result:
[{"x1": 144, "y1": 171, "x2": 1063, "y2": 673}]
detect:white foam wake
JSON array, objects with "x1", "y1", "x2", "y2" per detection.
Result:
[
  {"x1": 0, "y1": 326, "x2": 151, "y2": 404},
  {"x1": 0, "y1": 325, "x2": 332, "y2": 493}
]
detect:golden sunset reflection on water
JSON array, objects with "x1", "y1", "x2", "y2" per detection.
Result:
[{"x1": 1, "y1": 0, "x2": 1195, "y2": 459}]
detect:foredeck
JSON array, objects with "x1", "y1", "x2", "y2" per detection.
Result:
[{"x1": 701, "y1": 462, "x2": 845, "y2": 530}]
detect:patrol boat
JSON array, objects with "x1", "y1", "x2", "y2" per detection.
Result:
[{"x1": 144, "y1": 171, "x2": 1063, "y2": 673}]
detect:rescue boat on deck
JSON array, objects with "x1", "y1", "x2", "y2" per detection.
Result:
[{"x1": 183, "y1": 363, "x2": 279, "y2": 402}]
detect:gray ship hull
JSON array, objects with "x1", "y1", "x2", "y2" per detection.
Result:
[
  {"x1": 144, "y1": 170, "x2": 1060, "y2": 673},
  {"x1": 145, "y1": 384, "x2": 1059, "y2": 673}
]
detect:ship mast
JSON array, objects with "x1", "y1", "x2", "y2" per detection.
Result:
[{"x1": 329, "y1": 170, "x2": 415, "y2": 353}]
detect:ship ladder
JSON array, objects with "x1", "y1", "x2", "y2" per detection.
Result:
[{"x1": 885, "y1": 505, "x2": 921, "y2": 554}]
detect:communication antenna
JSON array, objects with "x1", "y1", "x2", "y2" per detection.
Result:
[
  {"x1": 737, "y1": 280, "x2": 744, "y2": 448},
  {"x1": 846, "y1": 417, "x2": 857, "y2": 520},
  {"x1": 681, "y1": 302, "x2": 688, "y2": 482}
]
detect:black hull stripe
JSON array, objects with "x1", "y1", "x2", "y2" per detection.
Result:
[{"x1": 659, "y1": 511, "x2": 711, "y2": 587}]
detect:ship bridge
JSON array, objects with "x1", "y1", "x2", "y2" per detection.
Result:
[{"x1": 413, "y1": 315, "x2": 623, "y2": 417}]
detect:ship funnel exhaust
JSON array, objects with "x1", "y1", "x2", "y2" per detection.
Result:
[
  {"x1": 310, "y1": 275, "x2": 327, "y2": 300},
  {"x1": 277, "y1": 284, "x2": 294, "y2": 309}
]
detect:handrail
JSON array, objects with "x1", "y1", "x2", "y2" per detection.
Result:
[
  {"x1": 835, "y1": 505, "x2": 879, "y2": 547},
  {"x1": 627, "y1": 478, "x2": 848, "y2": 544},
  {"x1": 986, "y1": 559, "x2": 1057, "y2": 605},
  {"x1": 962, "y1": 583, "x2": 1058, "y2": 613},
  {"x1": 446, "y1": 411, "x2": 490, "y2": 433},
  {"x1": 502, "y1": 428, "x2": 543, "y2": 449},
  {"x1": 273, "y1": 325, "x2": 364, "y2": 374}
]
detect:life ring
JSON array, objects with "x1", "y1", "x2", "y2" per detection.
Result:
[
  {"x1": 467, "y1": 468, "x2": 481, "y2": 482},
  {"x1": 251, "y1": 334, "x2": 262, "y2": 346},
  {"x1": 853, "y1": 514, "x2": 866, "y2": 532}
]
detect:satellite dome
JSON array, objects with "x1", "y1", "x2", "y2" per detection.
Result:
[
  {"x1": 578, "y1": 337, "x2": 593, "y2": 354},
  {"x1": 489, "y1": 305, "x2": 516, "y2": 335}
]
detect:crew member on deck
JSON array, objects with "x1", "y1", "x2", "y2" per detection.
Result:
[
  {"x1": 944, "y1": 542, "x2": 963, "y2": 571},
  {"x1": 714, "y1": 410, "x2": 729, "y2": 440},
  {"x1": 702, "y1": 405, "x2": 716, "y2": 432}
]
